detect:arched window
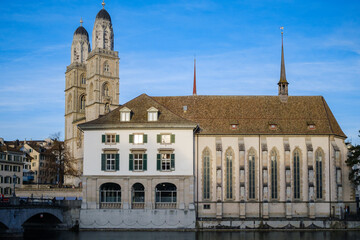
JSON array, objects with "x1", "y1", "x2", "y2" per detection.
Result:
[
  {"x1": 100, "y1": 183, "x2": 121, "y2": 208},
  {"x1": 103, "y1": 83, "x2": 109, "y2": 97},
  {"x1": 270, "y1": 149, "x2": 278, "y2": 199},
  {"x1": 80, "y1": 74, "x2": 86, "y2": 85},
  {"x1": 225, "y1": 149, "x2": 233, "y2": 199},
  {"x1": 132, "y1": 183, "x2": 145, "y2": 209},
  {"x1": 104, "y1": 61, "x2": 110, "y2": 72},
  {"x1": 293, "y1": 149, "x2": 301, "y2": 199},
  {"x1": 248, "y1": 150, "x2": 256, "y2": 199},
  {"x1": 202, "y1": 148, "x2": 211, "y2": 200},
  {"x1": 315, "y1": 149, "x2": 323, "y2": 199},
  {"x1": 80, "y1": 95, "x2": 86, "y2": 111},
  {"x1": 155, "y1": 183, "x2": 177, "y2": 208}
]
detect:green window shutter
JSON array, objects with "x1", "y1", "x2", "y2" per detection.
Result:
[
  {"x1": 157, "y1": 134, "x2": 161, "y2": 143},
  {"x1": 101, "y1": 154, "x2": 106, "y2": 171},
  {"x1": 129, "y1": 154, "x2": 133, "y2": 171},
  {"x1": 115, "y1": 154, "x2": 120, "y2": 171},
  {"x1": 143, "y1": 134, "x2": 148, "y2": 143},
  {"x1": 157, "y1": 154, "x2": 161, "y2": 171},
  {"x1": 129, "y1": 134, "x2": 134, "y2": 143},
  {"x1": 171, "y1": 154, "x2": 175, "y2": 170},
  {"x1": 143, "y1": 154, "x2": 147, "y2": 171},
  {"x1": 116, "y1": 135, "x2": 119, "y2": 143},
  {"x1": 171, "y1": 134, "x2": 175, "y2": 143},
  {"x1": 102, "y1": 135, "x2": 106, "y2": 143}
]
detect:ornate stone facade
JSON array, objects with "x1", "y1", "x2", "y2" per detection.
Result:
[{"x1": 65, "y1": 3, "x2": 119, "y2": 185}]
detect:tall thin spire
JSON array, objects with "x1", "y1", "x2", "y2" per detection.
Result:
[
  {"x1": 193, "y1": 57, "x2": 197, "y2": 95},
  {"x1": 278, "y1": 27, "x2": 289, "y2": 101},
  {"x1": 279, "y1": 27, "x2": 288, "y2": 84}
]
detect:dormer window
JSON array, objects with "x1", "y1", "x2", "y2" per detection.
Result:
[
  {"x1": 269, "y1": 123, "x2": 277, "y2": 130},
  {"x1": 307, "y1": 121, "x2": 316, "y2": 130},
  {"x1": 120, "y1": 107, "x2": 131, "y2": 122},
  {"x1": 147, "y1": 107, "x2": 158, "y2": 121},
  {"x1": 308, "y1": 124, "x2": 316, "y2": 130}
]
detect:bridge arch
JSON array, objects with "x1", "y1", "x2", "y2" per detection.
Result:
[
  {"x1": 21, "y1": 208, "x2": 64, "y2": 228},
  {"x1": 23, "y1": 212, "x2": 62, "y2": 227}
]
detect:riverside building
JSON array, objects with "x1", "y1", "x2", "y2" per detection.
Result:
[{"x1": 68, "y1": 1, "x2": 351, "y2": 229}]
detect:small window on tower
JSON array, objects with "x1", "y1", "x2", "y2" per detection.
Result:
[{"x1": 104, "y1": 62, "x2": 110, "y2": 72}]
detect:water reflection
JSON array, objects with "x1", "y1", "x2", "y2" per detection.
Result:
[{"x1": 19, "y1": 230, "x2": 360, "y2": 240}]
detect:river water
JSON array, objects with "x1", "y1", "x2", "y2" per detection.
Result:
[{"x1": 8, "y1": 230, "x2": 359, "y2": 240}]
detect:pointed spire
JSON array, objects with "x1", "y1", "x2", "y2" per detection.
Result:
[
  {"x1": 278, "y1": 27, "x2": 289, "y2": 101},
  {"x1": 193, "y1": 57, "x2": 197, "y2": 95},
  {"x1": 80, "y1": 18, "x2": 83, "y2": 26},
  {"x1": 279, "y1": 27, "x2": 288, "y2": 84},
  {"x1": 102, "y1": 0, "x2": 105, "y2": 9}
]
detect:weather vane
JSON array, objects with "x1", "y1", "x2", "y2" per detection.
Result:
[
  {"x1": 280, "y1": 26, "x2": 284, "y2": 34},
  {"x1": 102, "y1": 0, "x2": 105, "y2": 9},
  {"x1": 80, "y1": 18, "x2": 83, "y2": 26}
]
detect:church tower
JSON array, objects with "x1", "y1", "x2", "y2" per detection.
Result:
[
  {"x1": 65, "y1": 1, "x2": 120, "y2": 186},
  {"x1": 86, "y1": 1, "x2": 119, "y2": 121},
  {"x1": 278, "y1": 28, "x2": 289, "y2": 102},
  {"x1": 65, "y1": 19, "x2": 91, "y2": 179}
]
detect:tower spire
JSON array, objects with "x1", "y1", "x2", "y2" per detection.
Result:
[
  {"x1": 279, "y1": 27, "x2": 287, "y2": 84},
  {"x1": 193, "y1": 57, "x2": 197, "y2": 95},
  {"x1": 278, "y1": 27, "x2": 289, "y2": 101},
  {"x1": 80, "y1": 18, "x2": 83, "y2": 26}
]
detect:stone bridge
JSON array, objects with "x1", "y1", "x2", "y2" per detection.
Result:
[{"x1": 0, "y1": 198, "x2": 81, "y2": 234}]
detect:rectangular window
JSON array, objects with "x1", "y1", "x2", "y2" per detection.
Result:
[
  {"x1": 157, "y1": 153, "x2": 175, "y2": 171},
  {"x1": 203, "y1": 204, "x2": 211, "y2": 209},
  {"x1": 8, "y1": 155, "x2": 13, "y2": 161},
  {"x1": 120, "y1": 112, "x2": 130, "y2": 121},
  {"x1": 134, "y1": 134, "x2": 143, "y2": 144},
  {"x1": 102, "y1": 134, "x2": 119, "y2": 144},
  {"x1": 157, "y1": 134, "x2": 175, "y2": 144},
  {"x1": 134, "y1": 153, "x2": 143, "y2": 171},
  {"x1": 148, "y1": 112, "x2": 157, "y2": 121},
  {"x1": 0, "y1": 153, "x2": 6, "y2": 160},
  {"x1": 102, "y1": 153, "x2": 119, "y2": 171},
  {"x1": 106, "y1": 154, "x2": 116, "y2": 171},
  {"x1": 5, "y1": 165, "x2": 9, "y2": 171}
]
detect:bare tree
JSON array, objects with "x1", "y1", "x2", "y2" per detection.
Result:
[{"x1": 43, "y1": 132, "x2": 81, "y2": 187}]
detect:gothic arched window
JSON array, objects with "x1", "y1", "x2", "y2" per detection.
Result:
[
  {"x1": 225, "y1": 148, "x2": 233, "y2": 199},
  {"x1": 315, "y1": 149, "x2": 323, "y2": 199},
  {"x1": 202, "y1": 148, "x2": 211, "y2": 200},
  {"x1": 248, "y1": 150, "x2": 256, "y2": 199},
  {"x1": 80, "y1": 74, "x2": 86, "y2": 85},
  {"x1": 293, "y1": 149, "x2": 301, "y2": 199},
  {"x1": 270, "y1": 149, "x2": 278, "y2": 199},
  {"x1": 80, "y1": 95, "x2": 86, "y2": 111}
]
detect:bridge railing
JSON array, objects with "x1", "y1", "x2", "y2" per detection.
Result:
[{"x1": 0, "y1": 197, "x2": 81, "y2": 208}]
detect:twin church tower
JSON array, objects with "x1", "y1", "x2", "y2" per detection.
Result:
[{"x1": 65, "y1": 1, "x2": 119, "y2": 183}]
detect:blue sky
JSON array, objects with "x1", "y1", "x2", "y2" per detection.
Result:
[{"x1": 0, "y1": 0, "x2": 359, "y2": 143}]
